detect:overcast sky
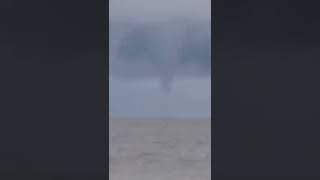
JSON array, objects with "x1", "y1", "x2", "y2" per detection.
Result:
[
  {"x1": 109, "y1": 0, "x2": 211, "y2": 119},
  {"x1": 110, "y1": 0, "x2": 211, "y2": 22}
]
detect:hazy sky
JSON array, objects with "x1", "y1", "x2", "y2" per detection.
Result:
[
  {"x1": 110, "y1": 0, "x2": 211, "y2": 22},
  {"x1": 109, "y1": 0, "x2": 211, "y2": 119},
  {"x1": 110, "y1": 77, "x2": 211, "y2": 119}
]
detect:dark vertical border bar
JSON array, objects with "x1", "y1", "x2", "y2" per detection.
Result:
[
  {"x1": 1, "y1": 0, "x2": 108, "y2": 178},
  {"x1": 106, "y1": 0, "x2": 110, "y2": 178},
  {"x1": 211, "y1": 0, "x2": 215, "y2": 179},
  {"x1": 214, "y1": 0, "x2": 320, "y2": 178}
]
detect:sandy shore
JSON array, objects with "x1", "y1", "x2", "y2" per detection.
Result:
[{"x1": 109, "y1": 119, "x2": 211, "y2": 180}]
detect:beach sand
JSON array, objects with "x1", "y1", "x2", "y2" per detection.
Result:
[{"x1": 109, "y1": 119, "x2": 211, "y2": 180}]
